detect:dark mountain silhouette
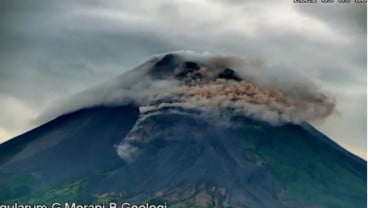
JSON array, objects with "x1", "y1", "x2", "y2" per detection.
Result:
[{"x1": 0, "y1": 53, "x2": 366, "y2": 208}]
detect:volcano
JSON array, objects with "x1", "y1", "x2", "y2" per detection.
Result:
[{"x1": 0, "y1": 52, "x2": 366, "y2": 208}]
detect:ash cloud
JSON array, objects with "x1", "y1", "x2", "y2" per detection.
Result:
[
  {"x1": 142, "y1": 51, "x2": 335, "y2": 124},
  {"x1": 176, "y1": 79, "x2": 334, "y2": 124},
  {"x1": 40, "y1": 51, "x2": 336, "y2": 125}
]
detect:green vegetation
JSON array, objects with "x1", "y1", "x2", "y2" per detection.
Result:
[
  {"x1": 238, "y1": 123, "x2": 366, "y2": 208},
  {"x1": 31, "y1": 179, "x2": 85, "y2": 204},
  {"x1": 0, "y1": 174, "x2": 36, "y2": 201},
  {"x1": 2, "y1": 178, "x2": 86, "y2": 205},
  {"x1": 93, "y1": 192, "x2": 126, "y2": 204}
]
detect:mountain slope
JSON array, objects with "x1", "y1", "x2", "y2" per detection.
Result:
[
  {"x1": 0, "y1": 105, "x2": 139, "y2": 202},
  {"x1": 0, "y1": 105, "x2": 365, "y2": 207},
  {"x1": 0, "y1": 52, "x2": 366, "y2": 208}
]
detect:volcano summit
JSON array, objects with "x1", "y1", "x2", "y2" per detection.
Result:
[{"x1": 0, "y1": 52, "x2": 365, "y2": 208}]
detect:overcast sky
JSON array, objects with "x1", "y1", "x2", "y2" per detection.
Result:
[{"x1": 0, "y1": 0, "x2": 366, "y2": 158}]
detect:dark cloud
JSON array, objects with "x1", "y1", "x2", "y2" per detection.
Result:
[
  {"x1": 0, "y1": 0, "x2": 365, "y2": 158},
  {"x1": 0, "y1": 0, "x2": 174, "y2": 108}
]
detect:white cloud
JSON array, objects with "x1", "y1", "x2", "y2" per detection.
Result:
[{"x1": 0, "y1": 94, "x2": 37, "y2": 142}]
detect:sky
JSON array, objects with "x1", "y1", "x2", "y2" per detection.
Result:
[{"x1": 0, "y1": 0, "x2": 366, "y2": 158}]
